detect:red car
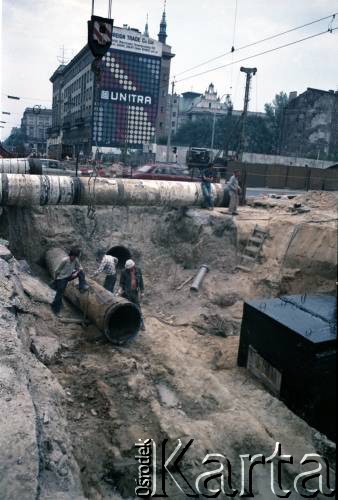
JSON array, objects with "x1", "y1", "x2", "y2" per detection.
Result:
[{"x1": 131, "y1": 164, "x2": 202, "y2": 182}]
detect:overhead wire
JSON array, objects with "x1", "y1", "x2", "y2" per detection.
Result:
[
  {"x1": 176, "y1": 28, "x2": 338, "y2": 84},
  {"x1": 229, "y1": 0, "x2": 239, "y2": 93},
  {"x1": 174, "y1": 12, "x2": 337, "y2": 78}
]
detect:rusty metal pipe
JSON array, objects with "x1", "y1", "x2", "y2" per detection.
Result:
[
  {"x1": 0, "y1": 174, "x2": 225, "y2": 207},
  {"x1": 190, "y1": 265, "x2": 209, "y2": 292},
  {"x1": 45, "y1": 248, "x2": 141, "y2": 344}
]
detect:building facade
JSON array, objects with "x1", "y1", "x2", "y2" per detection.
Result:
[
  {"x1": 280, "y1": 88, "x2": 338, "y2": 161},
  {"x1": 21, "y1": 108, "x2": 52, "y2": 155},
  {"x1": 168, "y1": 83, "x2": 265, "y2": 137},
  {"x1": 48, "y1": 11, "x2": 174, "y2": 159}
]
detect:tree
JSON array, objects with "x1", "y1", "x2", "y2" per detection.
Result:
[
  {"x1": 172, "y1": 114, "x2": 274, "y2": 154},
  {"x1": 171, "y1": 92, "x2": 289, "y2": 156},
  {"x1": 4, "y1": 127, "x2": 27, "y2": 156},
  {"x1": 173, "y1": 118, "x2": 213, "y2": 147},
  {"x1": 245, "y1": 115, "x2": 274, "y2": 154},
  {"x1": 264, "y1": 91, "x2": 289, "y2": 154}
]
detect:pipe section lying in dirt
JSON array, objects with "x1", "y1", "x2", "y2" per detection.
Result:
[
  {"x1": 0, "y1": 158, "x2": 42, "y2": 175},
  {"x1": 0, "y1": 173, "x2": 225, "y2": 207},
  {"x1": 190, "y1": 265, "x2": 209, "y2": 292},
  {"x1": 45, "y1": 248, "x2": 142, "y2": 345}
]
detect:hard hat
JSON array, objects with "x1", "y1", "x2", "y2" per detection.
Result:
[{"x1": 125, "y1": 259, "x2": 135, "y2": 269}]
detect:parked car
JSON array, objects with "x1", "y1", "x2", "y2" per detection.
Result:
[
  {"x1": 79, "y1": 165, "x2": 106, "y2": 177},
  {"x1": 130, "y1": 164, "x2": 204, "y2": 182},
  {"x1": 79, "y1": 163, "x2": 124, "y2": 177}
]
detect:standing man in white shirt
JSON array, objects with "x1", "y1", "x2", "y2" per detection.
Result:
[
  {"x1": 92, "y1": 250, "x2": 118, "y2": 293},
  {"x1": 228, "y1": 170, "x2": 241, "y2": 215}
]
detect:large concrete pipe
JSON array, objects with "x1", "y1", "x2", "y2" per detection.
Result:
[
  {"x1": 0, "y1": 174, "x2": 225, "y2": 207},
  {"x1": 45, "y1": 248, "x2": 142, "y2": 344},
  {"x1": 0, "y1": 158, "x2": 30, "y2": 174},
  {"x1": 0, "y1": 158, "x2": 42, "y2": 175}
]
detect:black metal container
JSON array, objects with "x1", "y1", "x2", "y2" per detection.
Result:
[{"x1": 238, "y1": 294, "x2": 336, "y2": 441}]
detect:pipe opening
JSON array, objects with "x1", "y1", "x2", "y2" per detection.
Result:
[
  {"x1": 107, "y1": 246, "x2": 132, "y2": 269},
  {"x1": 105, "y1": 303, "x2": 141, "y2": 344}
]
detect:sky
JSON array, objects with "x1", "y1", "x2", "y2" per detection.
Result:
[{"x1": 1, "y1": 0, "x2": 338, "y2": 140}]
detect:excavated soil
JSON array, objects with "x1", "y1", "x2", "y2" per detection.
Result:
[{"x1": 0, "y1": 192, "x2": 336, "y2": 499}]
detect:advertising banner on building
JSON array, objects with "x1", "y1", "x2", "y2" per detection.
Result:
[
  {"x1": 92, "y1": 28, "x2": 162, "y2": 149},
  {"x1": 111, "y1": 26, "x2": 163, "y2": 57}
]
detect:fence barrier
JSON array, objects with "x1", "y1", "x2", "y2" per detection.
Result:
[{"x1": 227, "y1": 162, "x2": 338, "y2": 191}]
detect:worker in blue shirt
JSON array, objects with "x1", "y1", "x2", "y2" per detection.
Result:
[{"x1": 201, "y1": 163, "x2": 216, "y2": 210}]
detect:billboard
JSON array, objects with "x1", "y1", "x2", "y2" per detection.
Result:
[{"x1": 92, "y1": 27, "x2": 163, "y2": 149}]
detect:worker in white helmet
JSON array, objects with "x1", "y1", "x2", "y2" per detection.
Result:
[{"x1": 119, "y1": 259, "x2": 145, "y2": 330}]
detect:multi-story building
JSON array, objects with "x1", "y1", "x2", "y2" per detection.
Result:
[
  {"x1": 21, "y1": 108, "x2": 52, "y2": 155},
  {"x1": 168, "y1": 83, "x2": 265, "y2": 137},
  {"x1": 280, "y1": 88, "x2": 338, "y2": 160},
  {"x1": 48, "y1": 10, "x2": 174, "y2": 159}
]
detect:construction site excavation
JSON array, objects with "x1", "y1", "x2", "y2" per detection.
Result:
[
  {"x1": 0, "y1": 172, "x2": 336, "y2": 500},
  {"x1": 1, "y1": 2, "x2": 338, "y2": 496}
]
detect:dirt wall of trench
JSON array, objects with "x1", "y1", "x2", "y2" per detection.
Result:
[
  {"x1": 1, "y1": 204, "x2": 336, "y2": 311},
  {"x1": 0, "y1": 201, "x2": 336, "y2": 500},
  {"x1": 0, "y1": 206, "x2": 237, "y2": 271}
]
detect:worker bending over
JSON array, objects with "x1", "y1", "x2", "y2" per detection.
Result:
[
  {"x1": 51, "y1": 247, "x2": 89, "y2": 315},
  {"x1": 119, "y1": 259, "x2": 145, "y2": 331},
  {"x1": 92, "y1": 250, "x2": 118, "y2": 293}
]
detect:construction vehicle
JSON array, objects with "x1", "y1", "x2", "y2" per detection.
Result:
[
  {"x1": 186, "y1": 147, "x2": 211, "y2": 170},
  {"x1": 186, "y1": 147, "x2": 228, "y2": 180}
]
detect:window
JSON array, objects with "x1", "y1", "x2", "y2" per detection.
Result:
[
  {"x1": 160, "y1": 122, "x2": 163, "y2": 128},
  {"x1": 172, "y1": 121, "x2": 175, "y2": 127},
  {"x1": 173, "y1": 112, "x2": 177, "y2": 117}
]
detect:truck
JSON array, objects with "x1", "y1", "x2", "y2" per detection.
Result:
[{"x1": 186, "y1": 147, "x2": 228, "y2": 179}]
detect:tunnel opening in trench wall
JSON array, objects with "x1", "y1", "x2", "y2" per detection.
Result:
[
  {"x1": 105, "y1": 302, "x2": 141, "y2": 344},
  {"x1": 107, "y1": 246, "x2": 132, "y2": 269}
]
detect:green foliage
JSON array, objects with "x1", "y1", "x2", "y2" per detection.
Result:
[
  {"x1": 264, "y1": 91, "x2": 289, "y2": 153},
  {"x1": 173, "y1": 118, "x2": 213, "y2": 147},
  {"x1": 172, "y1": 91, "x2": 288, "y2": 155},
  {"x1": 4, "y1": 128, "x2": 26, "y2": 155},
  {"x1": 157, "y1": 136, "x2": 168, "y2": 145},
  {"x1": 245, "y1": 115, "x2": 274, "y2": 154},
  {"x1": 173, "y1": 113, "x2": 274, "y2": 154}
]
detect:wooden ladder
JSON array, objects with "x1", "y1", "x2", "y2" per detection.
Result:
[{"x1": 236, "y1": 225, "x2": 268, "y2": 272}]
